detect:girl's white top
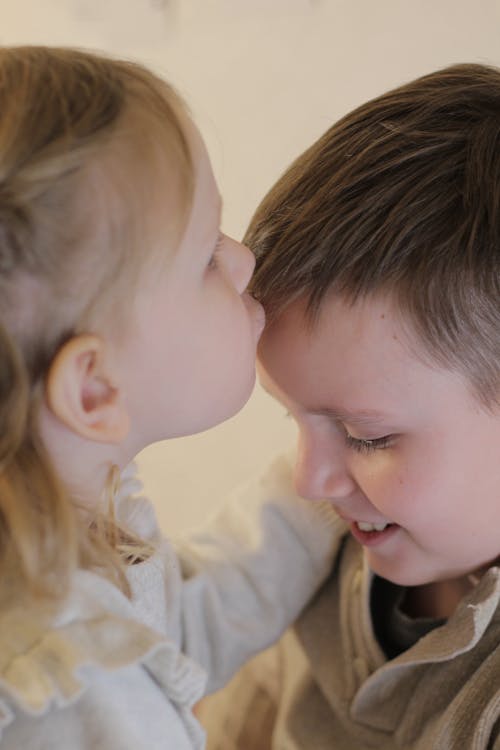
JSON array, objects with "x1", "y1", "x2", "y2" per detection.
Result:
[{"x1": 0, "y1": 455, "x2": 344, "y2": 749}]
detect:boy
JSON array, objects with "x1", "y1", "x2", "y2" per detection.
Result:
[{"x1": 202, "y1": 64, "x2": 500, "y2": 749}]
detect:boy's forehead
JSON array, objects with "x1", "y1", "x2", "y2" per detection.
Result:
[
  {"x1": 257, "y1": 293, "x2": 401, "y2": 385},
  {"x1": 260, "y1": 292, "x2": 405, "y2": 351},
  {"x1": 257, "y1": 292, "x2": 471, "y2": 417}
]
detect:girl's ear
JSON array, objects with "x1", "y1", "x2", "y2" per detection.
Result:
[{"x1": 45, "y1": 334, "x2": 130, "y2": 443}]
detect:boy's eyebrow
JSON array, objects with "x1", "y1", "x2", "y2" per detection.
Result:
[
  {"x1": 309, "y1": 406, "x2": 389, "y2": 426},
  {"x1": 259, "y1": 383, "x2": 389, "y2": 426}
]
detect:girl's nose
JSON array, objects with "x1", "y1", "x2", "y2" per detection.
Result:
[
  {"x1": 224, "y1": 237, "x2": 255, "y2": 294},
  {"x1": 294, "y1": 430, "x2": 356, "y2": 502}
]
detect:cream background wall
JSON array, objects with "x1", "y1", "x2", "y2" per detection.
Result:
[{"x1": 2, "y1": 0, "x2": 499, "y2": 533}]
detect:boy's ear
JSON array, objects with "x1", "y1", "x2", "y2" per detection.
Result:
[{"x1": 45, "y1": 334, "x2": 130, "y2": 443}]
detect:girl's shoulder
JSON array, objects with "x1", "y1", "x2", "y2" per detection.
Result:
[{"x1": 0, "y1": 569, "x2": 205, "y2": 746}]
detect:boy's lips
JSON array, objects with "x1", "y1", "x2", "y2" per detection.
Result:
[
  {"x1": 333, "y1": 510, "x2": 399, "y2": 547},
  {"x1": 349, "y1": 520, "x2": 399, "y2": 547},
  {"x1": 335, "y1": 510, "x2": 391, "y2": 528}
]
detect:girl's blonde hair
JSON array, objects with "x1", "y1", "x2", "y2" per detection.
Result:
[{"x1": 0, "y1": 46, "x2": 193, "y2": 605}]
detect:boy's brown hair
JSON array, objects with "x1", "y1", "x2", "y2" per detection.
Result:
[{"x1": 246, "y1": 64, "x2": 500, "y2": 406}]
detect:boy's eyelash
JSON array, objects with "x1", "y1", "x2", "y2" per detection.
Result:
[
  {"x1": 208, "y1": 232, "x2": 224, "y2": 270},
  {"x1": 344, "y1": 432, "x2": 393, "y2": 454},
  {"x1": 281, "y1": 411, "x2": 393, "y2": 453}
]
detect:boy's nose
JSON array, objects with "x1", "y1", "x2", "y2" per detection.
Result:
[{"x1": 293, "y1": 432, "x2": 356, "y2": 502}]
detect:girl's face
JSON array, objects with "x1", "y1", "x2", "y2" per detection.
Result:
[
  {"x1": 118, "y1": 128, "x2": 265, "y2": 450},
  {"x1": 258, "y1": 294, "x2": 500, "y2": 588}
]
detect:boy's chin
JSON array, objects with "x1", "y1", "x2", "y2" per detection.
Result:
[
  {"x1": 365, "y1": 555, "x2": 439, "y2": 588},
  {"x1": 367, "y1": 556, "x2": 486, "y2": 590}
]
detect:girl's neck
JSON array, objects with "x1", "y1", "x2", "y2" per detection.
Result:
[{"x1": 39, "y1": 402, "x2": 132, "y2": 510}]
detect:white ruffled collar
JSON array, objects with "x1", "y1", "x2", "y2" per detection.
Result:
[{"x1": 0, "y1": 569, "x2": 206, "y2": 735}]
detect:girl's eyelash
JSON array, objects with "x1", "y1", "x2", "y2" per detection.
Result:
[
  {"x1": 344, "y1": 433, "x2": 393, "y2": 454},
  {"x1": 208, "y1": 232, "x2": 224, "y2": 269}
]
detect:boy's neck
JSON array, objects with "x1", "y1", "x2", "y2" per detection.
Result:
[
  {"x1": 401, "y1": 579, "x2": 469, "y2": 619},
  {"x1": 401, "y1": 563, "x2": 497, "y2": 619}
]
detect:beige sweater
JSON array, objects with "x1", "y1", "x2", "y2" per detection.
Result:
[
  {"x1": 203, "y1": 532, "x2": 500, "y2": 749},
  {"x1": 280, "y1": 535, "x2": 500, "y2": 748}
]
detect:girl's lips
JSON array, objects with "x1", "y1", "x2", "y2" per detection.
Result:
[{"x1": 350, "y1": 521, "x2": 400, "y2": 547}]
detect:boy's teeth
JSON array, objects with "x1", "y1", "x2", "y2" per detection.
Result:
[{"x1": 356, "y1": 521, "x2": 389, "y2": 532}]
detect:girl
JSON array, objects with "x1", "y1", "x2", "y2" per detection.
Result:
[{"x1": 0, "y1": 47, "x2": 338, "y2": 748}]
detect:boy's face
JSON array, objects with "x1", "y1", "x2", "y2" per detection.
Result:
[{"x1": 258, "y1": 293, "x2": 500, "y2": 586}]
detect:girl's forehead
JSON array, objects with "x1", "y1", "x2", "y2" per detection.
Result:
[{"x1": 174, "y1": 124, "x2": 221, "y2": 240}]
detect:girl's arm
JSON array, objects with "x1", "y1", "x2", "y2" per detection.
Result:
[{"x1": 168, "y1": 454, "x2": 346, "y2": 694}]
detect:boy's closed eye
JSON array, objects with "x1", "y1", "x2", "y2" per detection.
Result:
[
  {"x1": 342, "y1": 430, "x2": 395, "y2": 454},
  {"x1": 280, "y1": 404, "x2": 395, "y2": 454}
]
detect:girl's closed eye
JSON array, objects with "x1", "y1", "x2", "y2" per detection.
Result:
[
  {"x1": 208, "y1": 231, "x2": 225, "y2": 270},
  {"x1": 344, "y1": 431, "x2": 394, "y2": 454}
]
